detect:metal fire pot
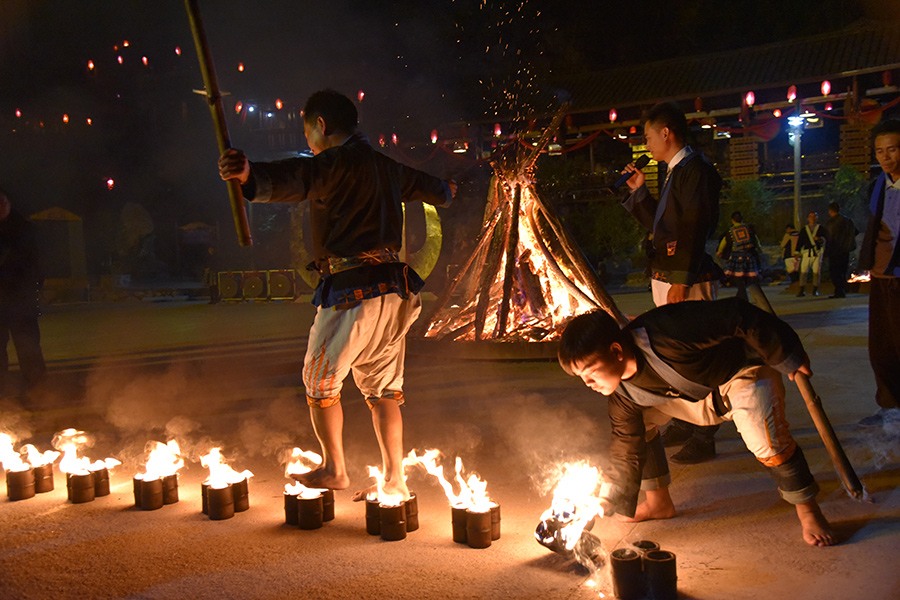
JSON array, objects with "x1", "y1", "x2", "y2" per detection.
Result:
[
  {"x1": 365, "y1": 498, "x2": 381, "y2": 535},
  {"x1": 643, "y1": 550, "x2": 677, "y2": 600},
  {"x1": 632, "y1": 539, "x2": 660, "y2": 556},
  {"x1": 140, "y1": 477, "x2": 164, "y2": 511},
  {"x1": 298, "y1": 495, "x2": 324, "y2": 530},
  {"x1": 162, "y1": 474, "x2": 179, "y2": 505},
  {"x1": 610, "y1": 548, "x2": 643, "y2": 600},
  {"x1": 6, "y1": 468, "x2": 36, "y2": 501},
  {"x1": 232, "y1": 478, "x2": 250, "y2": 512},
  {"x1": 490, "y1": 503, "x2": 501, "y2": 540},
  {"x1": 322, "y1": 489, "x2": 335, "y2": 522},
  {"x1": 201, "y1": 482, "x2": 209, "y2": 515},
  {"x1": 207, "y1": 484, "x2": 235, "y2": 520},
  {"x1": 133, "y1": 475, "x2": 143, "y2": 507},
  {"x1": 403, "y1": 493, "x2": 418, "y2": 532},
  {"x1": 33, "y1": 463, "x2": 54, "y2": 494},
  {"x1": 67, "y1": 472, "x2": 95, "y2": 504},
  {"x1": 465, "y1": 509, "x2": 492, "y2": 549},
  {"x1": 379, "y1": 503, "x2": 406, "y2": 541},
  {"x1": 284, "y1": 492, "x2": 300, "y2": 526},
  {"x1": 90, "y1": 467, "x2": 111, "y2": 497},
  {"x1": 451, "y1": 506, "x2": 468, "y2": 544}
]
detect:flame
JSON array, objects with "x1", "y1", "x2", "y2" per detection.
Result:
[
  {"x1": 0, "y1": 433, "x2": 30, "y2": 472},
  {"x1": 537, "y1": 461, "x2": 605, "y2": 552},
  {"x1": 200, "y1": 448, "x2": 253, "y2": 490},
  {"x1": 365, "y1": 465, "x2": 405, "y2": 507},
  {"x1": 283, "y1": 447, "x2": 324, "y2": 499},
  {"x1": 848, "y1": 271, "x2": 871, "y2": 283},
  {"x1": 404, "y1": 449, "x2": 494, "y2": 511},
  {"x1": 138, "y1": 440, "x2": 184, "y2": 481},
  {"x1": 20, "y1": 444, "x2": 59, "y2": 468},
  {"x1": 51, "y1": 428, "x2": 120, "y2": 475}
]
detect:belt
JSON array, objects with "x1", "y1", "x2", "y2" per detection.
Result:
[{"x1": 326, "y1": 248, "x2": 399, "y2": 275}]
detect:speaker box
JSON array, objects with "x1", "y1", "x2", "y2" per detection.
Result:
[
  {"x1": 218, "y1": 272, "x2": 242, "y2": 300},
  {"x1": 241, "y1": 271, "x2": 267, "y2": 299},
  {"x1": 267, "y1": 270, "x2": 297, "y2": 300}
]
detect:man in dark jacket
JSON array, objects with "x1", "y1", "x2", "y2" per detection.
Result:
[
  {"x1": 620, "y1": 101, "x2": 722, "y2": 464},
  {"x1": 824, "y1": 202, "x2": 858, "y2": 299},
  {"x1": 0, "y1": 189, "x2": 46, "y2": 394},
  {"x1": 219, "y1": 90, "x2": 455, "y2": 501},
  {"x1": 558, "y1": 298, "x2": 836, "y2": 547},
  {"x1": 857, "y1": 118, "x2": 900, "y2": 428}
]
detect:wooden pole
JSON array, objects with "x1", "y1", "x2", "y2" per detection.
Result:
[
  {"x1": 794, "y1": 373, "x2": 867, "y2": 500},
  {"x1": 184, "y1": 0, "x2": 253, "y2": 247}
]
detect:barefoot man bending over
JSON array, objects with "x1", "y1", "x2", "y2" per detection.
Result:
[
  {"x1": 558, "y1": 298, "x2": 837, "y2": 546},
  {"x1": 219, "y1": 90, "x2": 455, "y2": 501}
]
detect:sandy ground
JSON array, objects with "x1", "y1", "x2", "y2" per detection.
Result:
[{"x1": 1, "y1": 284, "x2": 899, "y2": 599}]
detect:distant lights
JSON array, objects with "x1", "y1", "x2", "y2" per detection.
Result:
[
  {"x1": 452, "y1": 141, "x2": 468, "y2": 154},
  {"x1": 494, "y1": 123, "x2": 502, "y2": 137},
  {"x1": 821, "y1": 80, "x2": 831, "y2": 96},
  {"x1": 15, "y1": 109, "x2": 21, "y2": 118},
  {"x1": 62, "y1": 114, "x2": 69, "y2": 124},
  {"x1": 787, "y1": 85, "x2": 797, "y2": 103},
  {"x1": 608, "y1": 108, "x2": 617, "y2": 123},
  {"x1": 275, "y1": 99, "x2": 283, "y2": 110},
  {"x1": 117, "y1": 55, "x2": 123, "y2": 64},
  {"x1": 378, "y1": 134, "x2": 387, "y2": 147},
  {"x1": 629, "y1": 126, "x2": 637, "y2": 134},
  {"x1": 123, "y1": 40, "x2": 129, "y2": 48},
  {"x1": 358, "y1": 90, "x2": 365, "y2": 102},
  {"x1": 744, "y1": 91, "x2": 755, "y2": 107},
  {"x1": 391, "y1": 133, "x2": 398, "y2": 145},
  {"x1": 86, "y1": 118, "x2": 92, "y2": 125},
  {"x1": 825, "y1": 102, "x2": 833, "y2": 111},
  {"x1": 788, "y1": 115, "x2": 804, "y2": 128},
  {"x1": 266, "y1": 112, "x2": 274, "y2": 118},
  {"x1": 773, "y1": 109, "x2": 782, "y2": 118},
  {"x1": 431, "y1": 129, "x2": 438, "y2": 144},
  {"x1": 247, "y1": 105, "x2": 255, "y2": 113},
  {"x1": 235, "y1": 101, "x2": 242, "y2": 114}
]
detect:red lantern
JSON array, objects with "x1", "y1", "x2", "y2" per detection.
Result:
[
  {"x1": 62, "y1": 114, "x2": 69, "y2": 124},
  {"x1": 358, "y1": 90, "x2": 365, "y2": 102},
  {"x1": 744, "y1": 91, "x2": 755, "y2": 107},
  {"x1": 431, "y1": 129, "x2": 438, "y2": 144},
  {"x1": 174, "y1": 46, "x2": 181, "y2": 56},
  {"x1": 142, "y1": 56, "x2": 148, "y2": 66},
  {"x1": 87, "y1": 60, "x2": 95, "y2": 71},
  {"x1": 694, "y1": 97, "x2": 703, "y2": 112},
  {"x1": 378, "y1": 135, "x2": 386, "y2": 147},
  {"x1": 391, "y1": 133, "x2": 398, "y2": 145},
  {"x1": 609, "y1": 109, "x2": 617, "y2": 123},
  {"x1": 235, "y1": 102, "x2": 243, "y2": 114},
  {"x1": 238, "y1": 62, "x2": 244, "y2": 72},
  {"x1": 821, "y1": 80, "x2": 831, "y2": 96},
  {"x1": 825, "y1": 102, "x2": 833, "y2": 111},
  {"x1": 787, "y1": 85, "x2": 797, "y2": 103},
  {"x1": 15, "y1": 109, "x2": 21, "y2": 118},
  {"x1": 275, "y1": 99, "x2": 283, "y2": 110},
  {"x1": 883, "y1": 70, "x2": 892, "y2": 87},
  {"x1": 629, "y1": 126, "x2": 637, "y2": 134},
  {"x1": 493, "y1": 123, "x2": 502, "y2": 137},
  {"x1": 773, "y1": 109, "x2": 782, "y2": 118}
]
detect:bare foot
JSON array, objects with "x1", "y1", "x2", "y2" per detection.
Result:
[
  {"x1": 291, "y1": 467, "x2": 349, "y2": 491},
  {"x1": 796, "y1": 502, "x2": 837, "y2": 546},
  {"x1": 351, "y1": 479, "x2": 410, "y2": 503},
  {"x1": 615, "y1": 488, "x2": 676, "y2": 522}
]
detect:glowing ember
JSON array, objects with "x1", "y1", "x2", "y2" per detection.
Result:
[
  {"x1": 51, "y1": 428, "x2": 120, "y2": 476},
  {"x1": 200, "y1": 447, "x2": 252, "y2": 489},
  {"x1": 848, "y1": 271, "x2": 871, "y2": 283},
  {"x1": 404, "y1": 449, "x2": 495, "y2": 512}
]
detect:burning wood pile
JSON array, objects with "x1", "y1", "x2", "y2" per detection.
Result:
[
  {"x1": 404, "y1": 449, "x2": 499, "y2": 549},
  {"x1": 420, "y1": 111, "x2": 626, "y2": 343},
  {"x1": 282, "y1": 447, "x2": 335, "y2": 530},
  {"x1": 1, "y1": 433, "x2": 59, "y2": 500},
  {"x1": 199, "y1": 447, "x2": 253, "y2": 520},
  {"x1": 133, "y1": 440, "x2": 185, "y2": 510},
  {"x1": 52, "y1": 428, "x2": 121, "y2": 504}
]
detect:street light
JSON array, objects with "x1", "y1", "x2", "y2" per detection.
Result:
[{"x1": 788, "y1": 113, "x2": 806, "y2": 228}]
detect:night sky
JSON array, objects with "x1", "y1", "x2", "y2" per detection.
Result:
[{"x1": 0, "y1": 0, "x2": 886, "y2": 276}]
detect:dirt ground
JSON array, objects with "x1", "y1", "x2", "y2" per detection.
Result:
[{"x1": 1, "y1": 285, "x2": 898, "y2": 599}]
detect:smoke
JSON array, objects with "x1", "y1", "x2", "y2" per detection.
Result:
[
  {"x1": 0, "y1": 398, "x2": 33, "y2": 443},
  {"x1": 856, "y1": 409, "x2": 900, "y2": 472}
]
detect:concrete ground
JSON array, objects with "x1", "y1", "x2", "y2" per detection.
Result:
[{"x1": 1, "y1": 283, "x2": 898, "y2": 599}]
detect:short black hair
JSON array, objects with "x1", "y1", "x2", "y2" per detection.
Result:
[
  {"x1": 558, "y1": 310, "x2": 624, "y2": 376},
  {"x1": 644, "y1": 102, "x2": 688, "y2": 143},
  {"x1": 828, "y1": 202, "x2": 840, "y2": 213},
  {"x1": 303, "y1": 89, "x2": 358, "y2": 135},
  {"x1": 731, "y1": 211, "x2": 743, "y2": 222},
  {"x1": 872, "y1": 118, "x2": 900, "y2": 140}
]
